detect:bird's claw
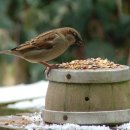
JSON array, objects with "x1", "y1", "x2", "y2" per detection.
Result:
[{"x1": 43, "y1": 64, "x2": 60, "y2": 77}]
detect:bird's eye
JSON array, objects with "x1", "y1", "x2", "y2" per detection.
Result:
[{"x1": 72, "y1": 32, "x2": 76, "y2": 36}]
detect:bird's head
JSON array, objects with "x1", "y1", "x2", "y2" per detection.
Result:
[{"x1": 61, "y1": 27, "x2": 84, "y2": 46}]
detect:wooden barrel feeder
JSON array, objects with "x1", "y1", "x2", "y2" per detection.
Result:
[{"x1": 43, "y1": 65, "x2": 130, "y2": 125}]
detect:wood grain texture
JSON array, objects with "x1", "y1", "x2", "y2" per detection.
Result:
[
  {"x1": 45, "y1": 81, "x2": 130, "y2": 112},
  {"x1": 43, "y1": 109, "x2": 130, "y2": 125}
]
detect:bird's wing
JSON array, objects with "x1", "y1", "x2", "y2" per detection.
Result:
[{"x1": 11, "y1": 31, "x2": 60, "y2": 53}]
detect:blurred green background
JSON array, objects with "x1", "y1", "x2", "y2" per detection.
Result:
[{"x1": 0, "y1": 0, "x2": 130, "y2": 86}]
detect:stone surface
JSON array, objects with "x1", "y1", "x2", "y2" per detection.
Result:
[{"x1": 0, "y1": 114, "x2": 29, "y2": 130}]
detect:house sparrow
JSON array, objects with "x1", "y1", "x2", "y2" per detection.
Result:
[{"x1": 0, "y1": 27, "x2": 83, "y2": 74}]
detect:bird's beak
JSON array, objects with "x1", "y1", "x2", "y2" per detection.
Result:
[{"x1": 76, "y1": 40, "x2": 84, "y2": 46}]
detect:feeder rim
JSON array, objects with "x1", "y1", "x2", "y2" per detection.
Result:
[{"x1": 46, "y1": 65, "x2": 130, "y2": 83}]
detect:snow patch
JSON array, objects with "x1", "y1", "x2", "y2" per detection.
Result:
[{"x1": 0, "y1": 81, "x2": 48, "y2": 109}]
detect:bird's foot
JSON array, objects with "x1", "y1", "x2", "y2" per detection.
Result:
[{"x1": 44, "y1": 64, "x2": 60, "y2": 76}]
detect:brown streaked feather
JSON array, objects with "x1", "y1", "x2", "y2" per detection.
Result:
[
  {"x1": 31, "y1": 32, "x2": 56, "y2": 47},
  {"x1": 11, "y1": 31, "x2": 58, "y2": 53},
  {"x1": 11, "y1": 42, "x2": 33, "y2": 51},
  {"x1": 11, "y1": 27, "x2": 69, "y2": 53},
  {"x1": 11, "y1": 42, "x2": 54, "y2": 54}
]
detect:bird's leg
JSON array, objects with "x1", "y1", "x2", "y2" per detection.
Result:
[
  {"x1": 39, "y1": 61, "x2": 52, "y2": 67},
  {"x1": 39, "y1": 61, "x2": 59, "y2": 76}
]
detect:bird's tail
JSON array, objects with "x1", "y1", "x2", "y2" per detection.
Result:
[{"x1": 0, "y1": 50, "x2": 18, "y2": 56}]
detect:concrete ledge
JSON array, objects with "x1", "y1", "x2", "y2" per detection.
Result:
[{"x1": 0, "y1": 114, "x2": 29, "y2": 130}]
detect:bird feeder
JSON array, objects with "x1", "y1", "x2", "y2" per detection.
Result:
[{"x1": 43, "y1": 65, "x2": 130, "y2": 125}]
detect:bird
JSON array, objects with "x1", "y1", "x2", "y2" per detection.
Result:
[{"x1": 0, "y1": 27, "x2": 83, "y2": 75}]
